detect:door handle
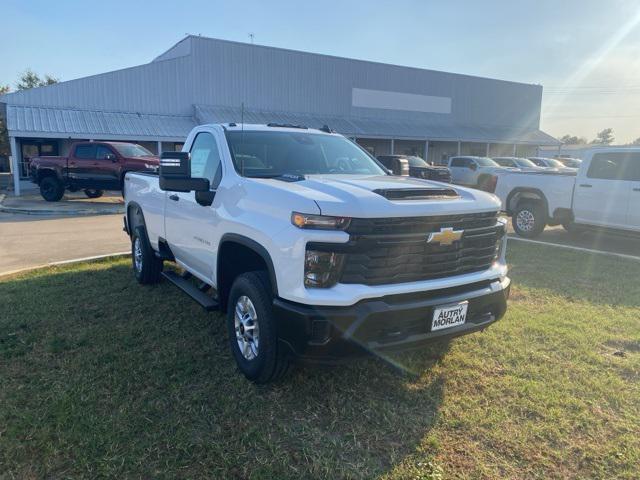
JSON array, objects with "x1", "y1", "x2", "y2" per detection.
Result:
[
  {"x1": 169, "y1": 194, "x2": 179, "y2": 201},
  {"x1": 579, "y1": 184, "x2": 592, "y2": 188}
]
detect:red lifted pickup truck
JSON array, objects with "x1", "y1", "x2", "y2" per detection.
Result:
[{"x1": 29, "y1": 141, "x2": 160, "y2": 201}]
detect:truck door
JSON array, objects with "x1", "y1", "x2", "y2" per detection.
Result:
[
  {"x1": 449, "y1": 157, "x2": 472, "y2": 185},
  {"x1": 573, "y1": 152, "x2": 632, "y2": 228},
  {"x1": 625, "y1": 153, "x2": 640, "y2": 229},
  {"x1": 68, "y1": 143, "x2": 97, "y2": 187},
  {"x1": 164, "y1": 130, "x2": 224, "y2": 281},
  {"x1": 94, "y1": 145, "x2": 121, "y2": 189}
]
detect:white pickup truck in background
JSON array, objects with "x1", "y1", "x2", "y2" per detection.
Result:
[
  {"x1": 123, "y1": 123, "x2": 510, "y2": 383},
  {"x1": 494, "y1": 147, "x2": 640, "y2": 237}
]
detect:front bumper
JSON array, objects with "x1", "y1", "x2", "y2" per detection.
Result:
[{"x1": 273, "y1": 276, "x2": 510, "y2": 362}]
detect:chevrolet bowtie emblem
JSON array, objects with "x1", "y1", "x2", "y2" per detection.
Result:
[{"x1": 427, "y1": 227, "x2": 463, "y2": 246}]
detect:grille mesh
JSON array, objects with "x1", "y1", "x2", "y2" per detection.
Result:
[{"x1": 340, "y1": 212, "x2": 500, "y2": 285}]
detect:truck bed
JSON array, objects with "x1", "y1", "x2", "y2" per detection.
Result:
[{"x1": 494, "y1": 169, "x2": 577, "y2": 216}]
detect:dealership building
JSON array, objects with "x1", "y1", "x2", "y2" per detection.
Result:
[{"x1": 0, "y1": 35, "x2": 559, "y2": 195}]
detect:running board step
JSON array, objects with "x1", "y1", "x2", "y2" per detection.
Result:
[{"x1": 161, "y1": 271, "x2": 219, "y2": 311}]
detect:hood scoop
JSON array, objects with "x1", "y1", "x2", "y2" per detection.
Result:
[{"x1": 373, "y1": 188, "x2": 459, "y2": 201}]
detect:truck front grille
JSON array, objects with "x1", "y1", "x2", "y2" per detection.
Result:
[{"x1": 338, "y1": 212, "x2": 501, "y2": 286}]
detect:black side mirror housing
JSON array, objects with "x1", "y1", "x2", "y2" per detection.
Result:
[
  {"x1": 159, "y1": 151, "x2": 211, "y2": 194},
  {"x1": 106, "y1": 153, "x2": 117, "y2": 162}
]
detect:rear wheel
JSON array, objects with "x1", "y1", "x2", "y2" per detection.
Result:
[
  {"x1": 84, "y1": 189, "x2": 104, "y2": 199},
  {"x1": 226, "y1": 271, "x2": 291, "y2": 383},
  {"x1": 39, "y1": 176, "x2": 64, "y2": 202},
  {"x1": 512, "y1": 201, "x2": 546, "y2": 238},
  {"x1": 131, "y1": 226, "x2": 163, "y2": 284}
]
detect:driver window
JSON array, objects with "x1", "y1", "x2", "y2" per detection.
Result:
[
  {"x1": 189, "y1": 132, "x2": 222, "y2": 186},
  {"x1": 96, "y1": 146, "x2": 114, "y2": 160}
]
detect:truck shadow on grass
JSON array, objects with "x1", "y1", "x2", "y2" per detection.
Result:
[{"x1": 0, "y1": 262, "x2": 449, "y2": 479}]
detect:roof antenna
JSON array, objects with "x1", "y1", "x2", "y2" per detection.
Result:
[{"x1": 248, "y1": 33, "x2": 254, "y2": 44}]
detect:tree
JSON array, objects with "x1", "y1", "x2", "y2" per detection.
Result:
[
  {"x1": 16, "y1": 69, "x2": 58, "y2": 90},
  {"x1": 559, "y1": 134, "x2": 587, "y2": 145},
  {"x1": 630, "y1": 137, "x2": 640, "y2": 145},
  {"x1": 0, "y1": 85, "x2": 9, "y2": 95},
  {"x1": 591, "y1": 128, "x2": 614, "y2": 145}
]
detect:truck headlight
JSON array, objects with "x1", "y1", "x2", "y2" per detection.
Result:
[
  {"x1": 304, "y1": 249, "x2": 345, "y2": 288},
  {"x1": 292, "y1": 212, "x2": 351, "y2": 230}
]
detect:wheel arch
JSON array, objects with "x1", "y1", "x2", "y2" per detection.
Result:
[
  {"x1": 506, "y1": 187, "x2": 550, "y2": 217},
  {"x1": 217, "y1": 234, "x2": 279, "y2": 310},
  {"x1": 36, "y1": 167, "x2": 63, "y2": 184},
  {"x1": 126, "y1": 201, "x2": 147, "y2": 237}
]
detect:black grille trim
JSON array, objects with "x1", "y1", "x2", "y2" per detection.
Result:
[{"x1": 316, "y1": 212, "x2": 501, "y2": 286}]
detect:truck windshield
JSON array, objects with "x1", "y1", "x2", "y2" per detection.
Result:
[
  {"x1": 225, "y1": 131, "x2": 386, "y2": 177},
  {"x1": 113, "y1": 144, "x2": 154, "y2": 157},
  {"x1": 407, "y1": 156, "x2": 429, "y2": 167},
  {"x1": 475, "y1": 157, "x2": 500, "y2": 167}
]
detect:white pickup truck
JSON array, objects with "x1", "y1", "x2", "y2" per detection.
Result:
[
  {"x1": 124, "y1": 123, "x2": 510, "y2": 383},
  {"x1": 494, "y1": 147, "x2": 640, "y2": 237}
]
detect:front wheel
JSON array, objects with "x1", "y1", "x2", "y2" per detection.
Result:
[
  {"x1": 512, "y1": 202, "x2": 547, "y2": 238},
  {"x1": 226, "y1": 272, "x2": 291, "y2": 383},
  {"x1": 39, "y1": 176, "x2": 64, "y2": 202},
  {"x1": 84, "y1": 189, "x2": 104, "y2": 199}
]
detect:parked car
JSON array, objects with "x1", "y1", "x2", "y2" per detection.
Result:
[
  {"x1": 29, "y1": 141, "x2": 159, "y2": 201},
  {"x1": 447, "y1": 156, "x2": 508, "y2": 190},
  {"x1": 528, "y1": 157, "x2": 576, "y2": 171},
  {"x1": 377, "y1": 155, "x2": 452, "y2": 182},
  {"x1": 556, "y1": 157, "x2": 582, "y2": 169},
  {"x1": 493, "y1": 157, "x2": 545, "y2": 171},
  {"x1": 494, "y1": 147, "x2": 640, "y2": 237},
  {"x1": 124, "y1": 123, "x2": 510, "y2": 383}
]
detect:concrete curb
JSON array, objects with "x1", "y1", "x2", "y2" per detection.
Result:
[
  {"x1": 0, "y1": 251, "x2": 130, "y2": 279},
  {"x1": 0, "y1": 193, "x2": 124, "y2": 216}
]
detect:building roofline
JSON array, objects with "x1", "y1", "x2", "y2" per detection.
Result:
[{"x1": 185, "y1": 34, "x2": 542, "y2": 90}]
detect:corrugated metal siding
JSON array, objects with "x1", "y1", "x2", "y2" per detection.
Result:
[
  {"x1": 195, "y1": 105, "x2": 558, "y2": 145},
  {"x1": 1, "y1": 56, "x2": 194, "y2": 115},
  {"x1": 7, "y1": 105, "x2": 194, "y2": 139}
]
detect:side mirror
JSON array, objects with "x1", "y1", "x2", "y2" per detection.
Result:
[
  {"x1": 159, "y1": 151, "x2": 210, "y2": 193},
  {"x1": 469, "y1": 163, "x2": 478, "y2": 171},
  {"x1": 107, "y1": 153, "x2": 117, "y2": 162}
]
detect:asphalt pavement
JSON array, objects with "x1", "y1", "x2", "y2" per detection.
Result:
[{"x1": 0, "y1": 213, "x2": 130, "y2": 276}]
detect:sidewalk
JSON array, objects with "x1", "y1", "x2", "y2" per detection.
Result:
[{"x1": 0, "y1": 190, "x2": 125, "y2": 216}]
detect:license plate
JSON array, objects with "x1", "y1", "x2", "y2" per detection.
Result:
[{"x1": 431, "y1": 301, "x2": 469, "y2": 331}]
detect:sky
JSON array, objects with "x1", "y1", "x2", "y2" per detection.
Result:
[{"x1": 2, "y1": 0, "x2": 640, "y2": 144}]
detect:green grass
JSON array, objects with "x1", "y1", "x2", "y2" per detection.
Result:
[{"x1": 0, "y1": 242, "x2": 639, "y2": 479}]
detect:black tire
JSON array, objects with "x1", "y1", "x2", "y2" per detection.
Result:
[
  {"x1": 39, "y1": 176, "x2": 64, "y2": 202},
  {"x1": 131, "y1": 226, "x2": 163, "y2": 284},
  {"x1": 512, "y1": 201, "x2": 547, "y2": 238},
  {"x1": 226, "y1": 271, "x2": 291, "y2": 383},
  {"x1": 84, "y1": 189, "x2": 104, "y2": 199}
]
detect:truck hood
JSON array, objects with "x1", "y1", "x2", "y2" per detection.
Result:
[{"x1": 255, "y1": 174, "x2": 500, "y2": 218}]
